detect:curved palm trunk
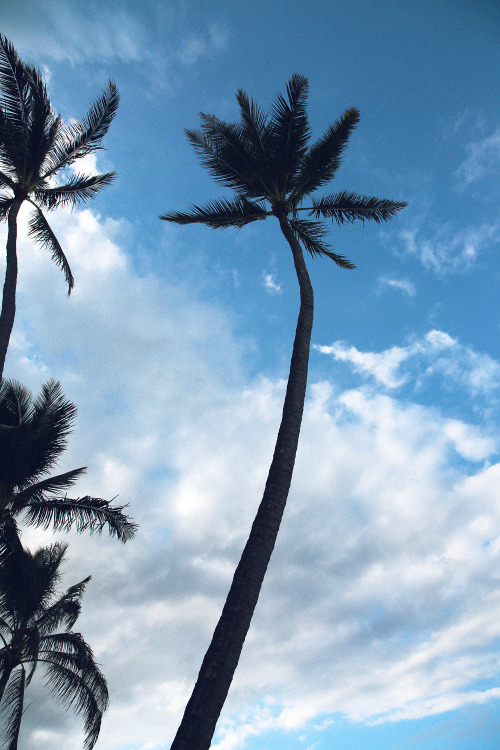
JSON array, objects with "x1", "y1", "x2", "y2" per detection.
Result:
[
  {"x1": 170, "y1": 218, "x2": 314, "y2": 750},
  {"x1": 0, "y1": 200, "x2": 22, "y2": 381}
]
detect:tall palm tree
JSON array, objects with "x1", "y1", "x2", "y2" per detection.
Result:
[
  {"x1": 0, "y1": 34, "x2": 119, "y2": 379},
  {"x1": 0, "y1": 541, "x2": 108, "y2": 749},
  {"x1": 0, "y1": 378, "x2": 136, "y2": 566},
  {"x1": 161, "y1": 74, "x2": 407, "y2": 749}
]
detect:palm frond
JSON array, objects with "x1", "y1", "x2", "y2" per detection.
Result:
[
  {"x1": 0, "y1": 197, "x2": 14, "y2": 222},
  {"x1": 30, "y1": 544, "x2": 68, "y2": 612},
  {"x1": 269, "y1": 74, "x2": 310, "y2": 191},
  {"x1": 1, "y1": 665, "x2": 25, "y2": 750},
  {"x1": 0, "y1": 379, "x2": 77, "y2": 490},
  {"x1": 0, "y1": 614, "x2": 13, "y2": 641},
  {"x1": 25, "y1": 64, "x2": 57, "y2": 180},
  {"x1": 236, "y1": 89, "x2": 276, "y2": 193},
  {"x1": 27, "y1": 206, "x2": 74, "y2": 293},
  {"x1": 36, "y1": 579, "x2": 89, "y2": 635},
  {"x1": 289, "y1": 108, "x2": 360, "y2": 200},
  {"x1": 12, "y1": 467, "x2": 88, "y2": 510},
  {"x1": 161, "y1": 196, "x2": 269, "y2": 229},
  {"x1": 0, "y1": 109, "x2": 26, "y2": 177},
  {"x1": 0, "y1": 378, "x2": 34, "y2": 427},
  {"x1": 23, "y1": 495, "x2": 137, "y2": 542},
  {"x1": 186, "y1": 115, "x2": 270, "y2": 198},
  {"x1": 33, "y1": 379, "x2": 76, "y2": 437},
  {"x1": 41, "y1": 81, "x2": 119, "y2": 176},
  {"x1": 0, "y1": 170, "x2": 16, "y2": 191},
  {"x1": 34, "y1": 172, "x2": 116, "y2": 210},
  {"x1": 0, "y1": 517, "x2": 23, "y2": 582},
  {"x1": 21, "y1": 628, "x2": 41, "y2": 685},
  {"x1": 311, "y1": 191, "x2": 408, "y2": 224},
  {"x1": 0, "y1": 34, "x2": 30, "y2": 134},
  {"x1": 40, "y1": 655, "x2": 108, "y2": 750},
  {"x1": 289, "y1": 218, "x2": 356, "y2": 268}
]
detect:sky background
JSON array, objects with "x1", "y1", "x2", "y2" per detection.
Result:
[{"x1": 1, "y1": 1, "x2": 500, "y2": 748}]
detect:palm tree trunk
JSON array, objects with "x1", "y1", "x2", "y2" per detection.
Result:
[
  {"x1": 0, "y1": 200, "x2": 22, "y2": 382},
  {"x1": 170, "y1": 218, "x2": 314, "y2": 750}
]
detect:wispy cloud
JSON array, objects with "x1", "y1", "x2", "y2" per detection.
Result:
[
  {"x1": 455, "y1": 128, "x2": 500, "y2": 189},
  {"x1": 2, "y1": 4, "x2": 148, "y2": 63},
  {"x1": 398, "y1": 221, "x2": 500, "y2": 274},
  {"x1": 377, "y1": 276, "x2": 416, "y2": 297},
  {"x1": 315, "y1": 330, "x2": 500, "y2": 407},
  {"x1": 178, "y1": 23, "x2": 229, "y2": 66},
  {"x1": 1, "y1": 2, "x2": 229, "y2": 68}
]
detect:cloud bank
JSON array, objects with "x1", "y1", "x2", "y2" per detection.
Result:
[{"x1": 2, "y1": 202, "x2": 500, "y2": 749}]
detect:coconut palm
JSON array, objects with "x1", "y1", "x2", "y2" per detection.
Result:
[
  {"x1": 0, "y1": 34, "x2": 119, "y2": 379},
  {"x1": 0, "y1": 541, "x2": 108, "y2": 749},
  {"x1": 161, "y1": 74, "x2": 407, "y2": 749},
  {"x1": 0, "y1": 378, "x2": 136, "y2": 566}
]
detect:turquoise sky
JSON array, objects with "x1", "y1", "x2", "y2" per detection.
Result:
[{"x1": 1, "y1": 1, "x2": 500, "y2": 748}]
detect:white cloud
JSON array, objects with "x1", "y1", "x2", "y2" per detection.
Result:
[
  {"x1": 377, "y1": 276, "x2": 416, "y2": 297},
  {"x1": 2, "y1": 207, "x2": 500, "y2": 750},
  {"x1": 262, "y1": 272, "x2": 283, "y2": 295},
  {"x1": 456, "y1": 128, "x2": 500, "y2": 188},
  {"x1": 315, "y1": 342, "x2": 410, "y2": 388},
  {"x1": 315, "y1": 330, "x2": 500, "y2": 414}
]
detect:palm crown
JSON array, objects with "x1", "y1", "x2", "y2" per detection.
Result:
[
  {"x1": 0, "y1": 542, "x2": 108, "y2": 749},
  {"x1": 0, "y1": 378, "x2": 136, "y2": 565},
  {"x1": 161, "y1": 74, "x2": 406, "y2": 267},
  {"x1": 0, "y1": 34, "x2": 119, "y2": 379},
  {"x1": 0, "y1": 34, "x2": 118, "y2": 290}
]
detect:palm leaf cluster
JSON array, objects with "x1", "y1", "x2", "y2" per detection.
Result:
[
  {"x1": 0, "y1": 378, "x2": 137, "y2": 563},
  {"x1": 0, "y1": 33, "x2": 118, "y2": 293},
  {"x1": 0, "y1": 543, "x2": 108, "y2": 750},
  {"x1": 161, "y1": 74, "x2": 407, "y2": 268},
  {"x1": 0, "y1": 378, "x2": 136, "y2": 748}
]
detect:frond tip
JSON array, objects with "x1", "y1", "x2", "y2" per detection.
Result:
[
  {"x1": 289, "y1": 218, "x2": 356, "y2": 268},
  {"x1": 23, "y1": 496, "x2": 138, "y2": 542},
  {"x1": 27, "y1": 208, "x2": 75, "y2": 293}
]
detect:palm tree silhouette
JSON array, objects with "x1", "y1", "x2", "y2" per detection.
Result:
[
  {"x1": 0, "y1": 378, "x2": 136, "y2": 566},
  {"x1": 0, "y1": 34, "x2": 119, "y2": 379},
  {"x1": 161, "y1": 74, "x2": 407, "y2": 749},
  {"x1": 0, "y1": 541, "x2": 108, "y2": 749}
]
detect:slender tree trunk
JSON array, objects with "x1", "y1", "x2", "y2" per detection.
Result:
[
  {"x1": 170, "y1": 218, "x2": 314, "y2": 750},
  {"x1": 0, "y1": 200, "x2": 22, "y2": 382}
]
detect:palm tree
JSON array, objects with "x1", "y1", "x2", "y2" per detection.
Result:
[
  {"x1": 0, "y1": 34, "x2": 119, "y2": 379},
  {"x1": 0, "y1": 378, "x2": 136, "y2": 566},
  {"x1": 161, "y1": 74, "x2": 407, "y2": 749},
  {"x1": 0, "y1": 541, "x2": 108, "y2": 749}
]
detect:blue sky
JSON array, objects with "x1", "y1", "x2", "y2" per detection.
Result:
[{"x1": 1, "y1": 1, "x2": 500, "y2": 748}]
